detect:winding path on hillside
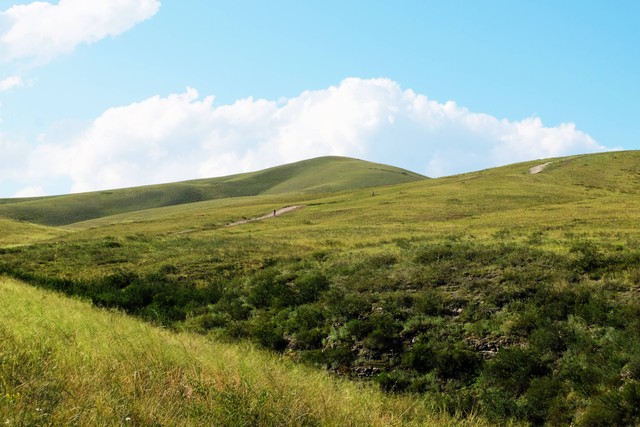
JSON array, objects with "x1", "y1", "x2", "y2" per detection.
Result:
[{"x1": 226, "y1": 205, "x2": 305, "y2": 227}]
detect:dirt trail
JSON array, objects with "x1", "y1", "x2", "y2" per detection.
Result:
[
  {"x1": 226, "y1": 205, "x2": 305, "y2": 227},
  {"x1": 529, "y1": 162, "x2": 552, "y2": 174}
]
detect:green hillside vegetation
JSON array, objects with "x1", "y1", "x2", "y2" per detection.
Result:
[
  {"x1": 0, "y1": 277, "x2": 489, "y2": 426},
  {"x1": 0, "y1": 156, "x2": 424, "y2": 226},
  {"x1": 0, "y1": 218, "x2": 66, "y2": 247},
  {"x1": 2, "y1": 150, "x2": 640, "y2": 425}
]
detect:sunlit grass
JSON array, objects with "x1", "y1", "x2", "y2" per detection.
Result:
[
  {"x1": 0, "y1": 218, "x2": 66, "y2": 247},
  {"x1": 0, "y1": 277, "x2": 494, "y2": 426}
]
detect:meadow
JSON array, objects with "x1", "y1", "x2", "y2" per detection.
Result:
[
  {"x1": 2, "y1": 151, "x2": 640, "y2": 425},
  {"x1": 0, "y1": 276, "x2": 489, "y2": 426}
]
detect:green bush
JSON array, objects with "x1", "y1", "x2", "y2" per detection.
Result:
[
  {"x1": 376, "y1": 370, "x2": 413, "y2": 392},
  {"x1": 570, "y1": 240, "x2": 604, "y2": 275},
  {"x1": 518, "y1": 376, "x2": 564, "y2": 425},
  {"x1": 579, "y1": 382, "x2": 640, "y2": 426},
  {"x1": 480, "y1": 347, "x2": 550, "y2": 395},
  {"x1": 251, "y1": 316, "x2": 288, "y2": 351},
  {"x1": 362, "y1": 314, "x2": 403, "y2": 353},
  {"x1": 403, "y1": 341, "x2": 437, "y2": 373},
  {"x1": 295, "y1": 272, "x2": 329, "y2": 304}
]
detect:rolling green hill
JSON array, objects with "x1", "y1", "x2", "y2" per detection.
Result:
[
  {"x1": 2, "y1": 150, "x2": 640, "y2": 426},
  {"x1": 0, "y1": 156, "x2": 425, "y2": 226}
]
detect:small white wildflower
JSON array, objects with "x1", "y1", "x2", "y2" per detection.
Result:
[{"x1": 125, "y1": 417, "x2": 131, "y2": 422}]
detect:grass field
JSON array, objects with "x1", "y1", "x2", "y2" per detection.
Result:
[
  {"x1": 0, "y1": 276, "x2": 491, "y2": 426},
  {"x1": 2, "y1": 151, "x2": 640, "y2": 425}
]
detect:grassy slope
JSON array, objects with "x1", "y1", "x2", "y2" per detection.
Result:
[
  {"x1": 0, "y1": 218, "x2": 66, "y2": 247},
  {"x1": 61, "y1": 151, "x2": 640, "y2": 243},
  {"x1": 0, "y1": 156, "x2": 425, "y2": 227},
  {"x1": 8, "y1": 150, "x2": 640, "y2": 288},
  {"x1": 3, "y1": 150, "x2": 640, "y2": 425},
  {"x1": 0, "y1": 276, "x2": 489, "y2": 426}
]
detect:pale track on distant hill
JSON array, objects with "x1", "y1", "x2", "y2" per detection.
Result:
[{"x1": 226, "y1": 205, "x2": 305, "y2": 227}]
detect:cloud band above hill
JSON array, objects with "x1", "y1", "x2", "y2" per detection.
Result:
[{"x1": 16, "y1": 78, "x2": 608, "y2": 195}]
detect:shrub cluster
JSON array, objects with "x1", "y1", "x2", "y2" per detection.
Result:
[{"x1": 3, "y1": 240, "x2": 640, "y2": 425}]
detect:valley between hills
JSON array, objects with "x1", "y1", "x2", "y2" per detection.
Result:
[{"x1": 2, "y1": 151, "x2": 640, "y2": 425}]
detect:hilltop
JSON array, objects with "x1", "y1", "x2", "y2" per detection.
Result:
[
  {"x1": 53, "y1": 150, "x2": 640, "y2": 237},
  {"x1": 0, "y1": 156, "x2": 425, "y2": 226}
]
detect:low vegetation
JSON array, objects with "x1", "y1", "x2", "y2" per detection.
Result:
[
  {"x1": 2, "y1": 151, "x2": 640, "y2": 425},
  {"x1": 0, "y1": 277, "x2": 487, "y2": 426}
]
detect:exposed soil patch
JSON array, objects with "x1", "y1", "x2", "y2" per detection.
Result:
[{"x1": 529, "y1": 162, "x2": 552, "y2": 174}]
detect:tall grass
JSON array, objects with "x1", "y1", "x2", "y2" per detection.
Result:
[{"x1": 0, "y1": 277, "x2": 492, "y2": 426}]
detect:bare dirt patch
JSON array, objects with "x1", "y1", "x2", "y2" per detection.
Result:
[{"x1": 529, "y1": 162, "x2": 552, "y2": 174}]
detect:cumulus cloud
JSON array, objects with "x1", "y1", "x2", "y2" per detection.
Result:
[
  {"x1": 13, "y1": 185, "x2": 45, "y2": 198},
  {"x1": 25, "y1": 78, "x2": 607, "y2": 194},
  {"x1": 0, "y1": 131, "x2": 31, "y2": 195},
  {"x1": 0, "y1": 75, "x2": 21, "y2": 91},
  {"x1": 0, "y1": 133, "x2": 27, "y2": 172},
  {"x1": 0, "y1": 0, "x2": 160, "y2": 64}
]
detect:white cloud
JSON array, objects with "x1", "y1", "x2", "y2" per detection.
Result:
[
  {"x1": 13, "y1": 185, "x2": 45, "y2": 198},
  {"x1": 0, "y1": 132, "x2": 28, "y2": 176},
  {"x1": 0, "y1": 0, "x2": 160, "y2": 64},
  {"x1": 24, "y1": 78, "x2": 608, "y2": 194},
  {"x1": 0, "y1": 75, "x2": 21, "y2": 91},
  {"x1": 0, "y1": 131, "x2": 31, "y2": 196}
]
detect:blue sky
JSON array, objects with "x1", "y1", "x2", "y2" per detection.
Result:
[{"x1": 0, "y1": 1, "x2": 638, "y2": 197}]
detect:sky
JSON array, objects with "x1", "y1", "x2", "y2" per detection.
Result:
[{"x1": 0, "y1": 1, "x2": 638, "y2": 197}]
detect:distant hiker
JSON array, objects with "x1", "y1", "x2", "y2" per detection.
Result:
[{"x1": 273, "y1": 209, "x2": 277, "y2": 217}]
